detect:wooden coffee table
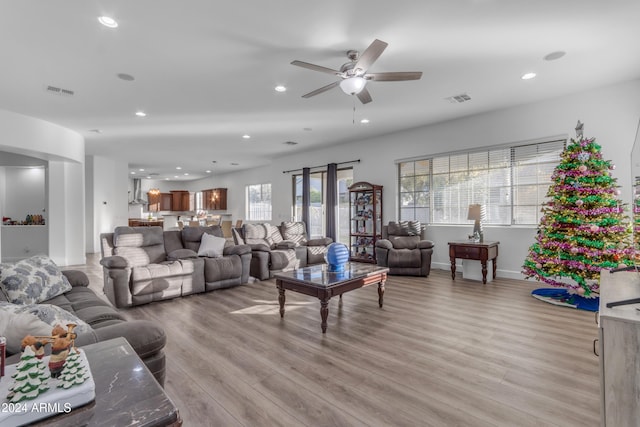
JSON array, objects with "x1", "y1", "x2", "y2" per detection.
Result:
[{"x1": 275, "y1": 263, "x2": 389, "y2": 333}]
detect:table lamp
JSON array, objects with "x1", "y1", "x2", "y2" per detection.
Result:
[{"x1": 468, "y1": 204, "x2": 485, "y2": 242}]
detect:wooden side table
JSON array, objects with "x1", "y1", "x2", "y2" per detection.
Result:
[{"x1": 448, "y1": 241, "x2": 499, "y2": 284}]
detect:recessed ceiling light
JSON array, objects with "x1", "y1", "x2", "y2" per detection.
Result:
[
  {"x1": 184, "y1": 173, "x2": 189, "y2": 176},
  {"x1": 543, "y1": 51, "x2": 566, "y2": 61},
  {"x1": 274, "y1": 85, "x2": 287, "y2": 92},
  {"x1": 135, "y1": 111, "x2": 146, "y2": 117},
  {"x1": 360, "y1": 119, "x2": 370, "y2": 124},
  {"x1": 146, "y1": 176, "x2": 151, "y2": 179},
  {"x1": 206, "y1": 170, "x2": 211, "y2": 173},
  {"x1": 174, "y1": 175, "x2": 179, "y2": 178},
  {"x1": 117, "y1": 73, "x2": 135, "y2": 81},
  {"x1": 165, "y1": 178, "x2": 170, "y2": 180},
  {"x1": 176, "y1": 166, "x2": 182, "y2": 170},
  {"x1": 130, "y1": 171, "x2": 136, "y2": 175},
  {"x1": 230, "y1": 163, "x2": 239, "y2": 166},
  {"x1": 521, "y1": 72, "x2": 537, "y2": 80},
  {"x1": 242, "y1": 134, "x2": 251, "y2": 139},
  {"x1": 139, "y1": 168, "x2": 145, "y2": 172},
  {"x1": 98, "y1": 16, "x2": 118, "y2": 28}
]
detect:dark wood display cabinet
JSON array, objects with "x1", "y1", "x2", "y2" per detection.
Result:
[
  {"x1": 202, "y1": 188, "x2": 227, "y2": 211},
  {"x1": 349, "y1": 182, "x2": 383, "y2": 263}
]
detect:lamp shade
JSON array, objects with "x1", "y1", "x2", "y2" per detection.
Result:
[
  {"x1": 339, "y1": 77, "x2": 366, "y2": 95},
  {"x1": 467, "y1": 204, "x2": 486, "y2": 221}
]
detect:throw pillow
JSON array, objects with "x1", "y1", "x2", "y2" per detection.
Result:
[
  {"x1": 0, "y1": 255, "x2": 72, "y2": 304},
  {"x1": 244, "y1": 223, "x2": 270, "y2": 246},
  {"x1": 0, "y1": 301, "x2": 93, "y2": 354},
  {"x1": 197, "y1": 232, "x2": 227, "y2": 258},
  {"x1": 266, "y1": 224, "x2": 283, "y2": 246},
  {"x1": 281, "y1": 222, "x2": 307, "y2": 245},
  {"x1": 408, "y1": 220, "x2": 422, "y2": 236},
  {"x1": 0, "y1": 304, "x2": 51, "y2": 354}
]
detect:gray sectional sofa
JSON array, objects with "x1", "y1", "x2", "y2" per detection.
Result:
[
  {"x1": 232, "y1": 221, "x2": 332, "y2": 280},
  {"x1": 2, "y1": 269, "x2": 167, "y2": 386},
  {"x1": 100, "y1": 225, "x2": 251, "y2": 308}
]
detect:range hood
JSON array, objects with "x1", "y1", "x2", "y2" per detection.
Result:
[{"x1": 129, "y1": 178, "x2": 147, "y2": 205}]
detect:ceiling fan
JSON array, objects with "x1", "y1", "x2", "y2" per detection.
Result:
[{"x1": 291, "y1": 39, "x2": 422, "y2": 104}]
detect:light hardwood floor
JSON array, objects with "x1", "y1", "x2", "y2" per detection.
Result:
[{"x1": 74, "y1": 254, "x2": 601, "y2": 426}]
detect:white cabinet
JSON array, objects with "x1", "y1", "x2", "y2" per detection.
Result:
[{"x1": 598, "y1": 271, "x2": 640, "y2": 426}]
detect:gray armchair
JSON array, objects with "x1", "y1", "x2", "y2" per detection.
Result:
[{"x1": 375, "y1": 222, "x2": 434, "y2": 277}]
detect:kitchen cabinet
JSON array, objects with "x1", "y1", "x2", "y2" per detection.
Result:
[
  {"x1": 170, "y1": 190, "x2": 191, "y2": 212},
  {"x1": 160, "y1": 193, "x2": 172, "y2": 211},
  {"x1": 148, "y1": 192, "x2": 172, "y2": 211},
  {"x1": 349, "y1": 182, "x2": 382, "y2": 263},
  {"x1": 202, "y1": 188, "x2": 227, "y2": 211}
]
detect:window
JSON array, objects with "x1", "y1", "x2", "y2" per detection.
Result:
[
  {"x1": 292, "y1": 168, "x2": 353, "y2": 241},
  {"x1": 399, "y1": 139, "x2": 565, "y2": 225},
  {"x1": 246, "y1": 183, "x2": 271, "y2": 221}
]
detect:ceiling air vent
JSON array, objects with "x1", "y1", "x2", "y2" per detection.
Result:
[
  {"x1": 45, "y1": 85, "x2": 75, "y2": 97},
  {"x1": 445, "y1": 93, "x2": 471, "y2": 104},
  {"x1": 284, "y1": 141, "x2": 298, "y2": 146}
]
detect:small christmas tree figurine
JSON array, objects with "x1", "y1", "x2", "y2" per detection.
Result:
[
  {"x1": 6, "y1": 346, "x2": 50, "y2": 403},
  {"x1": 57, "y1": 348, "x2": 89, "y2": 389},
  {"x1": 523, "y1": 121, "x2": 633, "y2": 297}
]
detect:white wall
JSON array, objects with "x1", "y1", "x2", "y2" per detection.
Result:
[
  {"x1": 185, "y1": 79, "x2": 640, "y2": 279},
  {"x1": 47, "y1": 160, "x2": 85, "y2": 266},
  {"x1": 0, "y1": 109, "x2": 85, "y2": 266},
  {"x1": 85, "y1": 155, "x2": 129, "y2": 253}
]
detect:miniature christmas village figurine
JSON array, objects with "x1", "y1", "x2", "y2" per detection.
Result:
[
  {"x1": 6, "y1": 346, "x2": 50, "y2": 403},
  {"x1": 21, "y1": 336, "x2": 47, "y2": 359},
  {"x1": 57, "y1": 349, "x2": 89, "y2": 389}
]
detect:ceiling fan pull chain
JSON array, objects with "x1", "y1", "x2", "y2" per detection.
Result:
[{"x1": 353, "y1": 101, "x2": 356, "y2": 125}]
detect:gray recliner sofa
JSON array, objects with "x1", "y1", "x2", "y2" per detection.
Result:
[
  {"x1": 375, "y1": 222, "x2": 434, "y2": 277},
  {"x1": 100, "y1": 225, "x2": 251, "y2": 308},
  {"x1": 2, "y1": 270, "x2": 167, "y2": 386},
  {"x1": 232, "y1": 221, "x2": 333, "y2": 280}
]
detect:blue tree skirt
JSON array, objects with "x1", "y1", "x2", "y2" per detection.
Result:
[{"x1": 531, "y1": 288, "x2": 599, "y2": 312}]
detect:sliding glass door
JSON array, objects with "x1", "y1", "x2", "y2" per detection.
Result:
[{"x1": 292, "y1": 168, "x2": 352, "y2": 242}]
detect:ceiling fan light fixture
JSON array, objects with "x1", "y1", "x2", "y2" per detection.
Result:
[
  {"x1": 339, "y1": 77, "x2": 366, "y2": 95},
  {"x1": 98, "y1": 16, "x2": 118, "y2": 28}
]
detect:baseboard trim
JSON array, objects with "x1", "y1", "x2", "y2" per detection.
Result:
[{"x1": 432, "y1": 262, "x2": 526, "y2": 281}]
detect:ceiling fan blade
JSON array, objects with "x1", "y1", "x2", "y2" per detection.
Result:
[
  {"x1": 354, "y1": 39, "x2": 388, "y2": 73},
  {"x1": 366, "y1": 71, "x2": 423, "y2": 81},
  {"x1": 291, "y1": 60, "x2": 340, "y2": 75},
  {"x1": 357, "y1": 87, "x2": 372, "y2": 104},
  {"x1": 302, "y1": 81, "x2": 340, "y2": 98}
]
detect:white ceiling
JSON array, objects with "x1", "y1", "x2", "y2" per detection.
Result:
[{"x1": 1, "y1": 0, "x2": 639, "y2": 181}]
